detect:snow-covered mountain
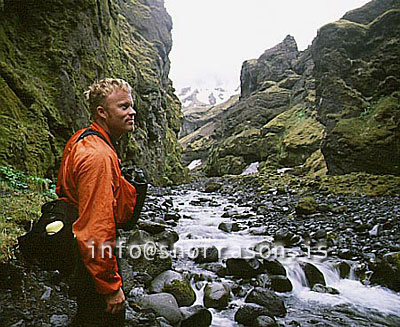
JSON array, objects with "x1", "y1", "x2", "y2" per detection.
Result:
[{"x1": 177, "y1": 84, "x2": 240, "y2": 110}]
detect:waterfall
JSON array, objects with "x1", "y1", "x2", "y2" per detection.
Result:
[{"x1": 170, "y1": 189, "x2": 400, "y2": 327}]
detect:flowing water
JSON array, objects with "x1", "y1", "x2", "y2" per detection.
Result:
[{"x1": 170, "y1": 189, "x2": 400, "y2": 327}]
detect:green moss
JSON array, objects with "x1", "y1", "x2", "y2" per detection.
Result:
[
  {"x1": 162, "y1": 279, "x2": 196, "y2": 307},
  {"x1": 0, "y1": 167, "x2": 56, "y2": 264}
]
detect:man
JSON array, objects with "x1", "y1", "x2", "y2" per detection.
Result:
[{"x1": 56, "y1": 78, "x2": 137, "y2": 326}]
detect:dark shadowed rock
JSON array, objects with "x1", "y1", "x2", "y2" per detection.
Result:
[
  {"x1": 245, "y1": 287, "x2": 286, "y2": 317},
  {"x1": 226, "y1": 258, "x2": 262, "y2": 278},
  {"x1": 269, "y1": 275, "x2": 293, "y2": 293},
  {"x1": 218, "y1": 222, "x2": 240, "y2": 233},
  {"x1": 194, "y1": 246, "x2": 219, "y2": 263},
  {"x1": 180, "y1": 305, "x2": 212, "y2": 327},
  {"x1": 301, "y1": 262, "x2": 326, "y2": 288},
  {"x1": 235, "y1": 303, "x2": 275, "y2": 326}
]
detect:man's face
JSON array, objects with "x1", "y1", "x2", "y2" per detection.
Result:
[{"x1": 101, "y1": 89, "x2": 136, "y2": 139}]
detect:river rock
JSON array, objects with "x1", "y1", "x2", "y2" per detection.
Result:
[
  {"x1": 153, "y1": 229, "x2": 179, "y2": 250},
  {"x1": 203, "y1": 282, "x2": 230, "y2": 309},
  {"x1": 137, "y1": 293, "x2": 182, "y2": 324},
  {"x1": 164, "y1": 212, "x2": 181, "y2": 222},
  {"x1": 369, "y1": 258, "x2": 400, "y2": 292},
  {"x1": 245, "y1": 287, "x2": 286, "y2": 317},
  {"x1": 295, "y1": 196, "x2": 318, "y2": 215},
  {"x1": 274, "y1": 229, "x2": 302, "y2": 247},
  {"x1": 301, "y1": 262, "x2": 326, "y2": 288},
  {"x1": 180, "y1": 305, "x2": 212, "y2": 327},
  {"x1": 194, "y1": 245, "x2": 219, "y2": 263},
  {"x1": 127, "y1": 229, "x2": 153, "y2": 246},
  {"x1": 255, "y1": 315, "x2": 278, "y2": 327},
  {"x1": 269, "y1": 275, "x2": 293, "y2": 293},
  {"x1": 226, "y1": 258, "x2": 262, "y2": 278},
  {"x1": 312, "y1": 283, "x2": 340, "y2": 295},
  {"x1": 335, "y1": 261, "x2": 351, "y2": 279},
  {"x1": 150, "y1": 270, "x2": 196, "y2": 307},
  {"x1": 127, "y1": 244, "x2": 172, "y2": 278},
  {"x1": 234, "y1": 303, "x2": 275, "y2": 326},
  {"x1": 137, "y1": 221, "x2": 167, "y2": 234},
  {"x1": 218, "y1": 222, "x2": 240, "y2": 233},
  {"x1": 262, "y1": 259, "x2": 287, "y2": 276}
]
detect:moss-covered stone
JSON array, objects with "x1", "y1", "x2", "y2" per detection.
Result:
[{"x1": 162, "y1": 279, "x2": 196, "y2": 307}]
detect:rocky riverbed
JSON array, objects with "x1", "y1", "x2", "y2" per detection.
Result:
[{"x1": 1, "y1": 174, "x2": 400, "y2": 327}]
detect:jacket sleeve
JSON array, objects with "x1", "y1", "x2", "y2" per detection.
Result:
[{"x1": 73, "y1": 149, "x2": 121, "y2": 295}]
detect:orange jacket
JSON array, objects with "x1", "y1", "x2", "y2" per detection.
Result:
[{"x1": 56, "y1": 122, "x2": 136, "y2": 294}]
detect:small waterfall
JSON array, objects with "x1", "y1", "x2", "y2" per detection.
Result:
[{"x1": 170, "y1": 189, "x2": 400, "y2": 327}]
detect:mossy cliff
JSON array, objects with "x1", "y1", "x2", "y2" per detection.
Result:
[
  {"x1": 312, "y1": 0, "x2": 400, "y2": 175},
  {"x1": 0, "y1": 0, "x2": 185, "y2": 185},
  {"x1": 197, "y1": 0, "x2": 400, "y2": 178}
]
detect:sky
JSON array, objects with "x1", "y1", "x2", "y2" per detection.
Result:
[{"x1": 164, "y1": 0, "x2": 371, "y2": 91}]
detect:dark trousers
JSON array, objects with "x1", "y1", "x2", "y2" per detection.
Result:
[{"x1": 69, "y1": 257, "x2": 125, "y2": 327}]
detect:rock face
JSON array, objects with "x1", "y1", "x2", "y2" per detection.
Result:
[
  {"x1": 185, "y1": 0, "x2": 400, "y2": 178},
  {"x1": 312, "y1": 0, "x2": 400, "y2": 175},
  {"x1": 0, "y1": 0, "x2": 185, "y2": 185},
  {"x1": 204, "y1": 35, "x2": 323, "y2": 176}
]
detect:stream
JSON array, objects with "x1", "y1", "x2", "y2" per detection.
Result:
[{"x1": 169, "y1": 188, "x2": 400, "y2": 327}]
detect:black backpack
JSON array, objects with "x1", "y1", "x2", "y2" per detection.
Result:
[
  {"x1": 17, "y1": 199, "x2": 79, "y2": 275},
  {"x1": 17, "y1": 129, "x2": 114, "y2": 275}
]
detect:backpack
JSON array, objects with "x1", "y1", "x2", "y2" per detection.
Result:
[
  {"x1": 17, "y1": 199, "x2": 79, "y2": 275},
  {"x1": 17, "y1": 129, "x2": 114, "y2": 275}
]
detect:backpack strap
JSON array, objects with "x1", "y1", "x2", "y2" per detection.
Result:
[{"x1": 76, "y1": 129, "x2": 114, "y2": 149}]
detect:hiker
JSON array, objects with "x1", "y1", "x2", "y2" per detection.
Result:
[{"x1": 56, "y1": 78, "x2": 138, "y2": 326}]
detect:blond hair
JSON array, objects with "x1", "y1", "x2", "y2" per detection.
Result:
[{"x1": 85, "y1": 78, "x2": 132, "y2": 117}]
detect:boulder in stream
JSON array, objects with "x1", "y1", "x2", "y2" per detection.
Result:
[
  {"x1": 193, "y1": 245, "x2": 219, "y2": 263},
  {"x1": 245, "y1": 287, "x2": 287, "y2": 317},
  {"x1": 150, "y1": 270, "x2": 196, "y2": 306},
  {"x1": 137, "y1": 293, "x2": 182, "y2": 325},
  {"x1": 235, "y1": 303, "x2": 277, "y2": 326},
  {"x1": 226, "y1": 258, "x2": 263, "y2": 278},
  {"x1": 300, "y1": 262, "x2": 326, "y2": 288},
  {"x1": 203, "y1": 282, "x2": 230, "y2": 309},
  {"x1": 180, "y1": 305, "x2": 212, "y2": 327}
]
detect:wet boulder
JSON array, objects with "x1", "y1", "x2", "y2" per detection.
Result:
[
  {"x1": 203, "y1": 282, "x2": 230, "y2": 309},
  {"x1": 137, "y1": 293, "x2": 182, "y2": 325},
  {"x1": 234, "y1": 303, "x2": 275, "y2": 326},
  {"x1": 369, "y1": 256, "x2": 400, "y2": 292},
  {"x1": 226, "y1": 258, "x2": 263, "y2": 278},
  {"x1": 193, "y1": 245, "x2": 219, "y2": 263},
  {"x1": 218, "y1": 222, "x2": 240, "y2": 233},
  {"x1": 255, "y1": 315, "x2": 278, "y2": 327},
  {"x1": 153, "y1": 229, "x2": 179, "y2": 250},
  {"x1": 262, "y1": 259, "x2": 287, "y2": 276},
  {"x1": 180, "y1": 305, "x2": 212, "y2": 327},
  {"x1": 274, "y1": 229, "x2": 302, "y2": 247},
  {"x1": 301, "y1": 262, "x2": 326, "y2": 288},
  {"x1": 335, "y1": 261, "x2": 351, "y2": 279},
  {"x1": 127, "y1": 243, "x2": 172, "y2": 278},
  {"x1": 312, "y1": 284, "x2": 339, "y2": 295},
  {"x1": 245, "y1": 287, "x2": 286, "y2": 317},
  {"x1": 151, "y1": 270, "x2": 196, "y2": 307},
  {"x1": 137, "y1": 221, "x2": 168, "y2": 234},
  {"x1": 269, "y1": 275, "x2": 293, "y2": 293}
]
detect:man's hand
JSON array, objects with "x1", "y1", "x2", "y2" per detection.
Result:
[{"x1": 105, "y1": 287, "x2": 125, "y2": 314}]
